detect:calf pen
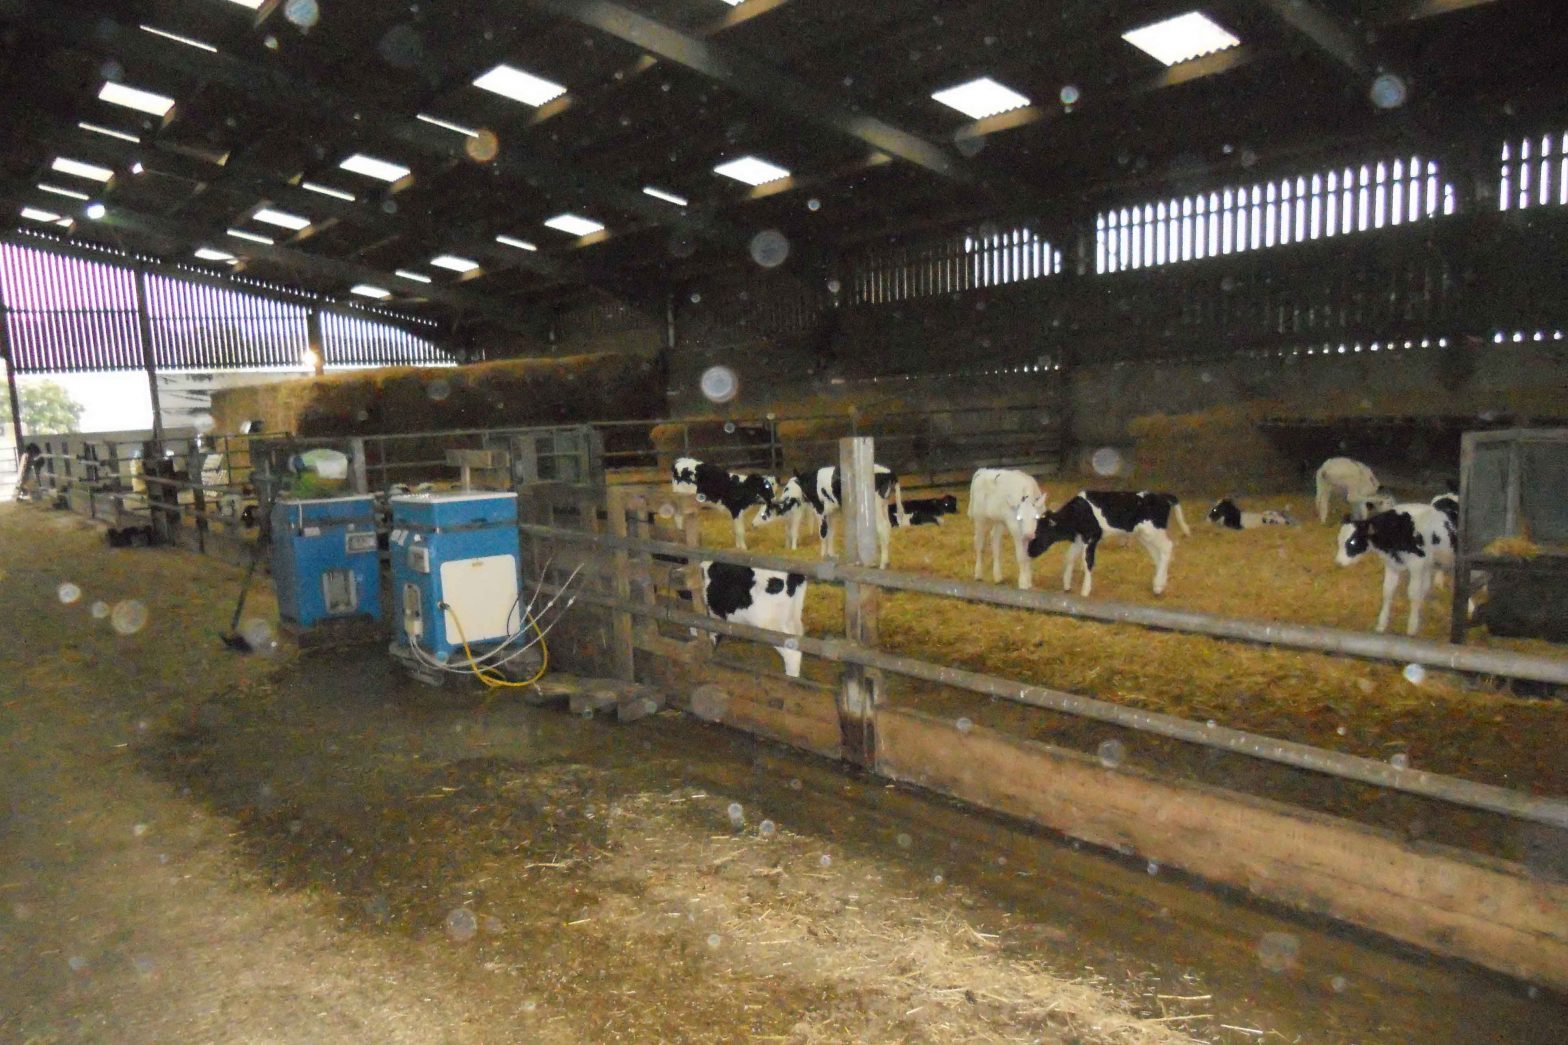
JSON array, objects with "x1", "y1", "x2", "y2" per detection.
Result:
[{"x1": 520, "y1": 438, "x2": 1568, "y2": 993}]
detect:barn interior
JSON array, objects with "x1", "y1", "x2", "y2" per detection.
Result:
[{"x1": 2, "y1": 0, "x2": 1567, "y2": 1041}]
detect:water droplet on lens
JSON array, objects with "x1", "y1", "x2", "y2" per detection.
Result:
[
  {"x1": 191, "y1": 413, "x2": 216, "y2": 434},
  {"x1": 1331, "y1": 974, "x2": 1347, "y2": 993},
  {"x1": 1059, "y1": 84, "x2": 1081, "y2": 106},
  {"x1": 111, "y1": 600, "x2": 148, "y2": 635},
  {"x1": 806, "y1": 198, "x2": 821, "y2": 211},
  {"x1": 789, "y1": 778, "x2": 802, "y2": 790},
  {"x1": 748, "y1": 229, "x2": 790, "y2": 268},
  {"x1": 1097, "y1": 739, "x2": 1126, "y2": 768},
  {"x1": 1390, "y1": 752, "x2": 1410, "y2": 770},
  {"x1": 955, "y1": 717, "x2": 972, "y2": 734},
  {"x1": 689, "y1": 291, "x2": 701, "y2": 304},
  {"x1": 1257, "y1": 931, "x2": 1300, "y2": 972},
  {"x1": 239, "y1": 618, "x2": 277, "y2": 654},
  {"x1": 283, "y1": 0, "x2": 319, "y2": 29},
  {"x1": 91, "y1": 601, "x2": 110, "y2": 619},
  {"x1": 1369, "y1": 73, "x2": 1408, "y2": 110},
  {"x1": 57, "y1": 582, "x2": 81, "y2": 604},
  {"x1": 819, "y1": 854, "x2": 831, "y2": 867},
  {"x1": 722, "y1": 421, "x2": 735, "y2": 434},
  {"x1": 1090, "y1": 447, "x2": 1123, "y2": 477},
  {"x1": 426, "y1": 379, "x2": 451, "y2": 402},
  {"x1": 378, "y1": 24, "x2": 423, "y2": 67},
  {"x1": 68, "y1": 955, "x2": 88, "y2": 972},
  {"x1": 933, "y1": 872, "x2": 944, "y2": 884},
  {"x1": 445, "y1": 907, "x2": 478, "y2": 941},
  {"x1": 706, "y1": 933, "x2": 721, "y2": 948},
  {"x1": 1402, "y1": 663, "x2": 1426, "y2": 685},
  {"x1": 726, "y1": 802, "x2": 744, "y2": 826},
  {"x1": 759, "y1": 819, "x2": 776, "y2": 838},
  {"x1": 826, "y1": 278, "x2": 841, "y2": 294},
  {"x1": 465, "y1": 129, "x2": 500, "y2": 163},
  {"x1": 699, "y1": 365, "x2": 737, "y2": 403},
  {"x1": 896, "y1": 833, "x2": 912, "y2": 849},
  {"x1": 133, "y1": 822, "x2": 148, "y2": 837},
  {"x1": 1146, "y1": 861, "x2": 1159, "y2": 875},
  {"x1": 783, "y1": 637, "x2": 798, "y2": 650}
]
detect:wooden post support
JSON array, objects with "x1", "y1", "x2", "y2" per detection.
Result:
[
  {"x1": 837, "y1": 436, "x2": 881, "y2": 767},
  {"x1": 306, "y1": 307, "x2": 326, "y2": 376},
  {"x1": 1450, "y1": 431, "x2": 1475, "y2": 644},
  {"x1": 605, "y1": 486, "x2": 637, "y2": 683},
  {"x1": 189, "y1": 436, "x2": 208, "y2": 554},
  {"x1": 131, "y1": 266, "x2": 164, "y2": 448}
]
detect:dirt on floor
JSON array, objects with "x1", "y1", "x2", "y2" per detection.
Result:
[
  {"x1": 0, "y1": 503, "x2": 1206, "y2": 1044},
  {"x1": 689, "y1": 483, "x2": 1568, "y2": 809}
]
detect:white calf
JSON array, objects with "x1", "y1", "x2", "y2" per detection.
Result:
[
  {"x1": 1315, "y1": 456, "x2": 1382, "y2": 523},
  {"x1": 1334, "y1": 503, "x2": 1455, "y2": 635},
  {"x1": 968, "y1": 468, "x2": 1049, "y2": 589}
]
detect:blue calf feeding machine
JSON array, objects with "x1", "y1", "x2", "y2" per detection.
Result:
[
  {"x1": 270, "y1": 495, "x2": 381, "y2": 628},
  {"x1": 388, "y1": 491, "x2": 523, "y2": 684}
]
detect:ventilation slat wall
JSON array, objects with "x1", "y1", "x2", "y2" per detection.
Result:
[
  {"x1": 846, "y1": 225, "x2": 1061, "y2": 305},
  {"x1": 0, "y1": 240, "x2": 447, "y2": 374}
]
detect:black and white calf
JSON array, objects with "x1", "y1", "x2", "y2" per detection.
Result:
[
  {"x1": 671, "y1": 456, "x2": 777, "y2": 550},
  {"x1": 1207, "y1": 498, "x2": 1294, "y2": 530},
  {"x1": 1430, "y1": 491, "x2": 1459, "y2": 527},
  {"x1": 754, "y1": 464, "x2": 904, "y2": 567},
  {"x1": 891, "y1": 494, "x2": 959, "y2": 527},
  {"x1": 1335, "y1": 503, "x2": 1456, "y2": 635},
  {"x1": 1027, "y1": 490, "x2": 1191, "y2": 596},
  {"x1": 698, "y1": 561, "x2": 807, "y2": 677}
]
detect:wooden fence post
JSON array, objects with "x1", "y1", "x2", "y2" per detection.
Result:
[
  {"x1": 838, "y1": 436, "x2": 881, "y2": 767},
  {"x1": 605, "y1": 485, "x2": 637, "y2": 683}
]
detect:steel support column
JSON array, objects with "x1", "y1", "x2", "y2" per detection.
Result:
[{"x1": 131, "y1": 265, "x2": 163, "y2": 445}]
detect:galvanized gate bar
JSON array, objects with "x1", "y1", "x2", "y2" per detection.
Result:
[{"x1": 516, "y1": 524, "x2": 1568, "y2": 686}]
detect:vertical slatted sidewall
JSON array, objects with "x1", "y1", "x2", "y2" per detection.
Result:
[
  {"x1": 849, "y1": 226, "x2": 1061, "y2": 305},
  {"x1": 318, "y1": 310, "x2": 449, "y2": 370},
  {"x1": 0, "y1": 243, "x2": 143, "y2": 371},
  {"x1": 1500, "y1": 131, "x2": 1568, "y2": 211},
  {"x1": 145, "y1": 274, "x2": 311, "y2": 370},
  {"x1": 0, "y1": 240, "x2": 451, "y2": 374},
  {"x1": 1097, "y1": 156, "x2": 1457, "y2": 274}
]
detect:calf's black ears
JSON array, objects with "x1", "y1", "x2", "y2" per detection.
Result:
[{"x1": 1341, "y1": 514, "x2": 1353, "y2": 524}]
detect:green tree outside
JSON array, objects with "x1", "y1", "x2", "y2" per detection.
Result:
[{"x1": 19, "y1": 380, "x2": 84, "y2": 435}]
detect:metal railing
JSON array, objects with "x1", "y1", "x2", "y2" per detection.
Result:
[{"x1": 518, "y1": 437, "x2": 1568, "y2": 836}]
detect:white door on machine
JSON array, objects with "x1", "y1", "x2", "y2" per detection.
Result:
[{"x1": 439, "y1": 555, "x2": 520, "y2": 644}]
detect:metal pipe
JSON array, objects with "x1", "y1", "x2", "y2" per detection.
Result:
[
  {"x1": 517, "y1": 523, "x2": 1568, "y2": 687},
  {"x1": 536, "y1": 579, "x2": 1568, "y2": 831}
]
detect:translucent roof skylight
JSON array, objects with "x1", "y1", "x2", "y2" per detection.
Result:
[
  {"x1": 252, "y1": 207, "x2": 311, "y2": 230},
  {"x1": 301, "y1": 181, "x2": 355, "y2": 202},
  {"x1": 643, "y1": 186, "x2": 689, "y2": 207},
  {"x1": 194, "y1": 247, "x2": 236, "y2": 262},
  {"x1": 224, "y1": 0, "x2": 265, "y2": 8},
  {"x1": 78, "y1": 122, "x2": 140, "y2": 144},
  {"x1": 495, "y1": 234, "x2": 538, "y2": 251},
  {"x1": 543, "y1": 214, "x2": 605, "y2": 236},
  {"x1": 473, "y1": 64, "x2": 568, "y2": 107},
  {"x1": 930, "y1": 77, "x2": 1031, "y2": 120},
  {"x1": 226, "y1": 228, "x2": 274, "y2": 245},
  {"x1": 51, "y1": 157, "x2": 114, "y2": 182},
  {"x1": 430, "y1": 255, "x2": 480, "y2": 273},
  {"x1": 139, "y1": 24, "x2": 217, "y2": 52},
  {"x1": 395, "y1": 269, "x2": 432, "y2": 283},
  {"x1": 417, "y1": 113, "x2": 479, "y2": 137},
  {"x1": 712, "y1": 156, "x2": 790, "y2": 186},
  {"x1": 1121, "y1": 11, "x2": 1241, "y2": 66},
  {"x1": 339, "y1": 154, "x2": 411, "y2": 182},
  {"x1": 351, "y1": 284, "x2": 392, "y2": 300},
  {"x1": 98, "y1": 81, "x2": 176, "y2": 118},
  {"x1": 38, "y1": 183, "x2": 91, "y2": 201},
  {"x1": 21, "y1": 207, "x2": 63, "y2": 223}
]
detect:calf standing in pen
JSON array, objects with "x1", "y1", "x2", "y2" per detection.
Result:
[
  {"x1": 1027, "y1": 491, "x2": 1190, "y2": 596},
  {"x1": 1315, "y1": 456, "x2": 1389, "y2": 523},
  {"x1": 697, "y1": 562, "x2": 807, "y2": 677},
  {"x1": 754, "y1": 463, "x2": 905, "y2": 567},
  {"x1": 968, "y1": 468, "x2": 1050, "y2": 589},
  {"x1": 1335, "y1": 503, "x2": 1456, "y2": 635},
  {"x1": 671, "y1": 456, "x2": 776, "y2": 551}
]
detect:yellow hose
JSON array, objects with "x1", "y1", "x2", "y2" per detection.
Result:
[{"x1": 442, "y1": 603, "x2": 549, "y2": 688}]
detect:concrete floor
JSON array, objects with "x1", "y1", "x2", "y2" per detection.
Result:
[{"x1": 1, "y1": 504, "x2": 1562, "y2": 1043}]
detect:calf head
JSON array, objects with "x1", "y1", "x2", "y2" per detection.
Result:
[
  {"x1": 1025, "y1": 510, "x2": 1074, "y2": 558},
  {"x1": 670, "y1": 457, "x2": 700, "y2": 493},
  {"x1": 1012, "y1": 492, "x2": 1049, "y2": 541},
  {"x1": 1208, "y1": 498, "x2": 1237, "y2": 524},
  {"x1": 936, "y1": 494, "x2": 959, "y2": 514},
  {"x1": 754, "y1": 475, "x2": 803, "y2": 526},
  {"x1": 1335, "y1": 516, "x2": 1372, "y2": 566}
]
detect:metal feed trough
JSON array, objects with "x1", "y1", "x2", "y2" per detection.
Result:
[{"x1": 1452, "y1": 428, "x2": 1568, "y2": 643}]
